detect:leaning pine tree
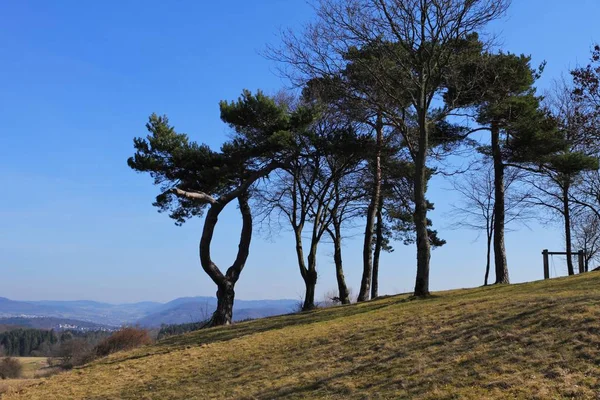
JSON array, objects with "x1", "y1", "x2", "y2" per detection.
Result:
[{"x1": 128, "y1": 90, "x2": 313, "y2": 326}]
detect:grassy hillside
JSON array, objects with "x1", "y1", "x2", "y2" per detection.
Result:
[
  {"x1": 0, "y1": 358, "x2": 50, "y2": 397},
  {"x1": 4, "y1": 273, "x2": 600, "y2": 399}
]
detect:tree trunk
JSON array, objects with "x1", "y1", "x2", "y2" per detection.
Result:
[
  {"x1": 371, "y1": 196, "x2": 384, "y2": 299},
  {"x1": 302, "y1": 243, "x2": 319, "y2": 311},
  {"x1": 413, "y1": 108, "x2": 431, "y2": 297},
  {"x1": 491, "y1": 121, "x2": 509, "y2": 284},
  {"x1": 211, "y1": 282, "x2": 235, "y2": 326},
  {"x1": 201, "y1": 192, "x2": 253, "y2": 327},
  {"x1": 484, "y1": 230, "x2": 492, "y2": 286},
  {"x1": 358, "y1": 114, "x2": 383, "y2": 302},
  {"x1": 303, "y1": 267, "x2": 317, "y2": 311},
  {"x1": 330, "y1": 225, "x2": 351, "y2": 305},
  {"x1": 563, "y1": 182, "x2": 575, "y2": 276}
]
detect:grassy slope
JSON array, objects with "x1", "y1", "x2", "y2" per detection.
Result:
[
  {"x1": 15, "y1": 358, "x2": 48, "y2": 379},
  {"x1": 4, "y1": 273, "x2": 600, "y2": 400},
  {"x1": 0, "y1": 358, "x2": 49, "y2": 397}
]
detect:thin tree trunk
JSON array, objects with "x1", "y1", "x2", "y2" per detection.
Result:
[
  {"x1": 371, "y1": 196, "x2": 384, "y2": 299},
  {"x1": 358, "y1": 114, "x2": 383, "y2": 302},
  {"x1": 330, "y1": 224, "x2": 350, "y2": 305},
  {"x1": 563, "y1": 182, "x2": 574, "y2": 276},
  {"x1": 484, "y1": 230, "x2": 492, "y2": 286},
  {"x1": 491, "y1": 121, "x2": 509, "y2": 284},
  {"x1": 413, "y1": 107, "x2": 431, "y2": 297},
  {"x1": 292, "y1": 228, "x2": 312, "y2": 311}
]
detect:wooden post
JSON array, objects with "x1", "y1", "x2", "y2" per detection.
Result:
[
  {"x1": 578, "y1": 250, "x2": 585, "y2": 274},
  {"x1": 543, "y1": 249, "x2": 550, "y2": 280}
]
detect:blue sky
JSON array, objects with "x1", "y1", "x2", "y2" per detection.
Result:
[{"x1": 0, "y1": 0, "x2": 598, "y2": 303}]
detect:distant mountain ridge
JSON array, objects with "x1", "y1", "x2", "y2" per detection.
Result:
[
  {"x1": 0, "y1": 296, "x2": 298, "y2": 328},
  {"x1": 135, "y1": 297, "x2": 298, "y2": 327},
  {"x1": 0, "y1": 317, "x2": 115, "y2": 331}
]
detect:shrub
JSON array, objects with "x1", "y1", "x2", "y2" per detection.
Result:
[
  {"x1": 0, "y1": 357, "x2": 23, "y2": 379},
  {"x1": 95, "y1": 327, "x2": 152, "y2": 358},
  {"x1": 157, "y1": 322, "x2": 207, "y2": 340},
  {"x1": 34, "y1": 367, "x2": 63, "y2": 379},
  {"x1": 55, "y1": 338, "x2": 95, "y2": 369}
]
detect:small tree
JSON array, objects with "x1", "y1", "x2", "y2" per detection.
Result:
[
  {"x1": 449, "y1": 164, "x2": 534, "y2": 285},
  {"x1": 0, "y1": 358, "x2": 22, "y2": 380},
  {"x1": 572, "y1": 210, "x2": 600, "y2": 270},
  {"x1": 55, "y1": 338, "x2": 95, "y2": 369},
  {"x1": 524, "y1": 82, "x2": 598, "y2": 275},
  {"x1": 256, "y1": 108, "x2": 364, "y2": 310}
]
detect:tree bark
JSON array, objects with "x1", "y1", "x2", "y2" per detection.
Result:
[
  {"x1": 300, "y1": 238, "x2": 320, "y2": 311},
  {"x1": 329, "y1": 224, "x2": 351, "y2": 305},
  {"x1": 358, "y1": 114, "x2": 383, "y2": 302},
  {"x1": 413, "y1": 107, "x2": 431, "y2": 297},
  {"x1": 371, "y1": 196, "x2": 384, "y2": 299},
  {"x1": 211, "y1": 281, "x2": 235, "y2": 326},
  {"x1": 303, "y1": 261, "x2": 318, "y2": 311},
  {"x1": 491, "y1": 121, "x2": 509, "y2": 284},
  {"x1": 563, "y1": 182, "x2": 575, "y2": 276}
]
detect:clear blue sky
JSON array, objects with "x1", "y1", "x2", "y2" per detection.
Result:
[{"x1": 0, "y1": 1, "x2": 598, "y2": 303}]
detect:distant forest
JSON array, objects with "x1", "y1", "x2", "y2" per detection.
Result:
[{"x1": 0, "y1": 328, "x2": 110, "y2": 357}]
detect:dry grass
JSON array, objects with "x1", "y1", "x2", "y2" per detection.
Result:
[
  {"x1": 4, "y1": 273, "x2": 600, "y2": 399},
  {"x1": 13, "y1": 358, "x2": 48, "y2": 379},
  {"x1": 0, "y1": 358, "x2": 51, "y2": 397}
]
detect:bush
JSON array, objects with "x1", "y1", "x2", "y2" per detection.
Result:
[
  {"x1": 55, "y1": 338, "x2": 95, "y2": 369},
  {"x1": 0, "y1": 357, "x2": 23, "y2": 379},
  {"x1": 157, "y1": 322, "x2": 207, "y2": 340},
  {"x1": 95, "y1": 327, "x2": 152, "y2": 358},
  {"x1": 34, "y1": 367, "x2": 62, "y2": 379}
]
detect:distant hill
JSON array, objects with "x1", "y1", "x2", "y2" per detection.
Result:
[
  {"x1": 0, "y1": 296, "x2": 297, "y2": 328},
  {"x1": 0, "y1": 297, "x2": 160, "y2": 326},
  {"x1": 0, "y1": 317, "x2": 115, "y2": 331},
  {"x1": 135, "y1": 298, "x2": 297, "y2": 327}
]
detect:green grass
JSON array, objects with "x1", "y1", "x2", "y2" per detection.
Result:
[{"x1": 4, "y1": 273, "x2": 600, "y2": 399}]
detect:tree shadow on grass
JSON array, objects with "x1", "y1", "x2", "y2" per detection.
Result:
[{"x1": 250, "y1": 300, "x2": 591, "y2": 400}]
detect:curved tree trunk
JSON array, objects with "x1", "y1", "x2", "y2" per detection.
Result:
[
  {"x1": 358, "y1": 114, "x2": 383, "y2": 302},
  {"x1": 200, "y1": 192, "x2": 253, "y2": 326},
  {"x1": 491, "y1": 121, "x2": 509, "y2": 284},
  {"x1": 413, "y1": 107, "x2": 431, "y2": 297},
  {"x1": 371, "y1": 197, "x2": 384, "y2": 299}
]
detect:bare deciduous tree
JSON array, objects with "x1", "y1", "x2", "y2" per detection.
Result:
[
  {"x1": 572, "y1": 210, "x2": 600, "y2": 270},
  {"x1": 448, "y1": 164, "x2": 534, "y2": 285}
]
